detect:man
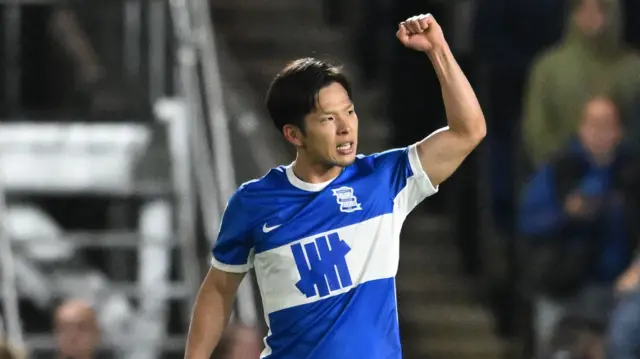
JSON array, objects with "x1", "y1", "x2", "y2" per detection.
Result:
[
  {"x1": 518, "y1": 96, "x2": 640, "y2": 352},
  {"x1": 522, "y1": 0, "x2": 640, "y2": 167},
  {"x1": 184, "y1": 14, "x2": 486, "y2": 359},
  {"x1": 52, "y1": 299, "x2": 104, "y2": 359}
]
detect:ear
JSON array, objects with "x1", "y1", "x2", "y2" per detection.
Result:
[{"x1": 283, "y1": 124, "x2": 304, "y2": 147}]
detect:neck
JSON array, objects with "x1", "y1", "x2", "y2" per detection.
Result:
[
  {"x1": 565, "y1": 23, "x2": 620, "y2": 57},
  {"x1": 590, "y1": 152, "x2": 614, "y2": 166},
  {"x1": 292, "y1": 155, "x2": 342, "y2": 184}
]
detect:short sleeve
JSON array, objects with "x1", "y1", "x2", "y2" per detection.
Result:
[
  {"x1": 211, "y1": 190, "x2": 254, "y2": 273},
  {"x1": 371, "y1": 144, "x2": 438, "y2": 214}
]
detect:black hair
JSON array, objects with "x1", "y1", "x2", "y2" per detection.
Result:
[{"x1": 265, "y1": 57, "x2": 352, "y2": 134}]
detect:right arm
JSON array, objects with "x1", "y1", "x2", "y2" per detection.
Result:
[
  {"x1": 185, "y1": 188, "x2": 255, "y2": 358},
  {"x1": 184, "y1": 268, "x2": 245, "y2": 359}
]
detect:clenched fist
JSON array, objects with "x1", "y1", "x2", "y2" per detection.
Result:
[{"x1": 396, "y1": 14, "x2": 447, "y2": 54}]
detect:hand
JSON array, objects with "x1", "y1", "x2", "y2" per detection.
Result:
[
  {"x1": 616, "y1": 265, "x2": 640, "y2": 293},
  {"x1": 396, "y1": 14, "x2": 447, "y2": 54},
  {"x1": 564, "y1": 193, "x2": 588, "y2": 217}
]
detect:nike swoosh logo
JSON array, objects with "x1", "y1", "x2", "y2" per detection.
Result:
[{"x1": 262, "y1": 223, "x2": 281, "y2": 233}]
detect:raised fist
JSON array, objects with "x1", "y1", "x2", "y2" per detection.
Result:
[{"x1": 396, "y1": 14, "x2": 447, "y2": 54}]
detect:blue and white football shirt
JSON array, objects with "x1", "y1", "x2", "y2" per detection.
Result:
[{"x1": 211, "y1": 144, "x2": 438, "y2": 359}]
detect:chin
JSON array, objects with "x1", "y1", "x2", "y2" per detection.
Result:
[{"x1": 333, "y1": 154, "x2": 357, "y2": 167}]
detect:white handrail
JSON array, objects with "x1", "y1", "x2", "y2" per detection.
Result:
[
  {"x1": 168, "y1": 0, "x2": 258, "y2": 327},
  {"x1": 189, "y1": 0, "x2": 237, "y2": 208},
  {"x1": 0, "y1": 174, "x2": 24, "y2": 348},
  {"x1": 189, "y1": 0, "x2": 258, "y2": 327}
]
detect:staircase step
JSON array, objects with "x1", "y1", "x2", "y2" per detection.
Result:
[
  {"x1": 401, "y1": 322, "x2": 499, "y2": 345},
  {"x1": 400, "y1": 303, "x2": 496, "y2": 339},
  {"x1": 400, "y1": 303, "x2": 495, "y2": 328},
  {"x1": 399, "y1": 243, "x2": 461, "y2": 273},
  {"x1": 403, "y1": 324, "x2": 498, "y2": 343},
  {"x1": 396, "y1": 274, "x2": 474, "y2": 302},
  {"x1": 403, "y1": 214, "x2": 451, "y2": 235},
  {"x1": 406, "y1": 337, "x2": 508, "y2": 359}
]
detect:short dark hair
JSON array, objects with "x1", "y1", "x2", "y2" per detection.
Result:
[{"x1": 265, "y1": 57, "x2": 352, "y2": 134}]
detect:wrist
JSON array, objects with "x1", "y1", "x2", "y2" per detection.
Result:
[{"x1": 425, "y1": 43, "x2": 452, "y2": 61}]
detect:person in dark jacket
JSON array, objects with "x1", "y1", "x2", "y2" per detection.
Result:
[{"x1": 518, "y1": 96, "x2": 640, "y2": 353}]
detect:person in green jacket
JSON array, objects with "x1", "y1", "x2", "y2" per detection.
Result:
[{"x1": 522, "y1": 0, "x2": 640, "y2": 167}]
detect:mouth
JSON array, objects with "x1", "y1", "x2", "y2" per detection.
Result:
[{"x1": 336, "y1": 141, "x2": 355, "y2": 155}]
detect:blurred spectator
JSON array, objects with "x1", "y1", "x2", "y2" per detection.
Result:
[
  {"x1": 518, "y1": 97, "x2": 640, "y2": 352},
  {"x1": 0, "y1": 341, "x2": 26, "y2": 359},
  {"x1": 522, "y1": 0, "x2": 640, "y2": 168},
  {"x1": 544, "y1": 315, "x2": 605, "y2": 359},
  {"x1": 606, "y1": 256, "x2": 640, "y2": 359},
  {"x1": 215, "y1": 323, "x2": 263, "y2": 359},
  {"x1": 49, "y1": 299, "x2": 110, "y2": 359}
]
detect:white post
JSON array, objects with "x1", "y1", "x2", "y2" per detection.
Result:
[
  {"x1": 0, "y1": 175, "x2": 24, "y2": 347},
  {"x1": 125, "y1": 200, "x2": 172, "y2": 359}
]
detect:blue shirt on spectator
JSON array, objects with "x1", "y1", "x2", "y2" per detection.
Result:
[{"x1": 519, "y1": 141, "x2": 635, "y2": 283}]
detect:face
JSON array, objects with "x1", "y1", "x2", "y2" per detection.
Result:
[
  {"x1": 578, "y1": 97, "x2": 622, "y2": 157},
  {"x1": 285, "y1": 82, "x2": 358, "y2": 169},
  {"x1": 55, "y1": 306, "x2": 99, "y2": 358},
  {"x1": 574, "y1": 0, "x2": 606, "y2": 37}
]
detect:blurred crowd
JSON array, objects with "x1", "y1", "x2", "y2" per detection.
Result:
[
  {"x1": 2, "y1": 0, "x2": 640, "y2": 358},
  {"x1": 354, "y1": 0, "x2": 640, "y2": 358},
  {"x1": 510, "y1": 0, "x2": 640, "y2": 358},
  {"x1": 485, "y1": 0, "x2": 640, "y2": 357}
]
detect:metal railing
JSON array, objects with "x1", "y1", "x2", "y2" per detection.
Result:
[
  {"x1": 0, "y1": 1, "x2": 189, "y2": 357},
  {"x1": 168, "y1": 0, "x2": 260, "y2": 326},
  {"x1": 0, "y1": 0, "x2": 281, "y2": 351},
  {"x1": 0, "y1": 176, "x2": 23, "y2": 349}
]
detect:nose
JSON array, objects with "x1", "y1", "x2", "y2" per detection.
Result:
[{"x1": 336, "y1": 116, "x2": 351, "y2": 136}]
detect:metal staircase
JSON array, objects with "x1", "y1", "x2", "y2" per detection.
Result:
[
  {"x1": 0, "y1": 121, "x2": 195, "y2": 358},
  {"x1": 0, "y1": 0, "x2": 262, "y2": 357},
  {"x1": 397, "y1": 214, "x2": 509, "y2": 359}
]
